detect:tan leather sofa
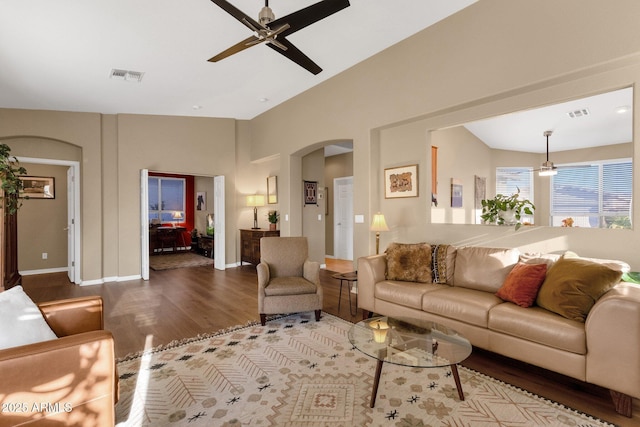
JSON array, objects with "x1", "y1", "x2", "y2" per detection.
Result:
[
  {"x1": 0, "y1": 296, "x2": 118, "y2": 426},
  {"x1": 358, "y1": 246, "x2": 640, "y2": 417}
]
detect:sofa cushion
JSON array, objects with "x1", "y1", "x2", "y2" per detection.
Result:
[
  {"x1": 489, "y1": 303, "x2": 586, "y2": 354},
  {"x1": 0, "y1": 285, "x2": 58, "y2": 350},
  {"x1": 385, "y1": 242, "x2": 432, "y2": 283},
  {"x1": 495, "y1": 262, "x2": 547, "y2": 307},
  {"x1": 375, "y1": 280, "x2": 446, "y2": 310},
  {"x1": 536, "y1": 257, "x2": 622, "y2": 322},
  {"x1": 431, "y1": 244, "x2": 456, "y2": 284},
  {"x1": 264, "y1": 277, "x2": 317, "y2": 296},
  {"x1": 453, "y1": 246, "x2": 520, "y2": 292},
  {"x1": 422, "y1": 287, "x2": 503, "y2": 328}
]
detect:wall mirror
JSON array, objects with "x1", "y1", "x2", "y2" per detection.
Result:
[
  {"x1": 431, "y1": 87, "x2": 633, "y2": 228},
  {"x1": 267, "y1": 175, "x2": 278, "y2": 204}
]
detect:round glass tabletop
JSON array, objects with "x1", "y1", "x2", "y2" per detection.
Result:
[{"x1": 348, "y1": 316, "x2": 472, "y2": 369}]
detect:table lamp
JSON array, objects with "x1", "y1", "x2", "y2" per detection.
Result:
[
  {"x1": 370, "y1": 319, "x2": 389, "y2": 343},
  {"x1": 172, "y1": 211, "x2": 183, "y2": 227},
  {"x1": 246, "y1": 195, "x2": 265, "y2": 229},
  {"x1": 370, "y1": 212, "x2": 389, "y2": 254}
]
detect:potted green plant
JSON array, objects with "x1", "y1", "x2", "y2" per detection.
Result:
[
  {"x1": 0, "y1": 144, "x2": 27, "y2": 214},
  {"x1": 480, "y1": 188, "x2": 534, "y2": 230},
  {"x1": 267, "y1": 210, "x2": 279, "y2": 231}
]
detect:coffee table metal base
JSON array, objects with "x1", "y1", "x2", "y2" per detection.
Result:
[{"x1": 369, "y1": 359, "x2": 465, "y2": 408}]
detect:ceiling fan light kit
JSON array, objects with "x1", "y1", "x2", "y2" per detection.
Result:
[
  {"x1": 538, "y1": 130, "x2": 558, "y2": 176},
  {"x1": 208, "y1": 0, "x2": 350, "y2": 75}
]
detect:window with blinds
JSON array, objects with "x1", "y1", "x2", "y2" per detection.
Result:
[
  {"x1": 550, "y1": 159, "x2": 632, "y2": 228},
  {"x1": 148, "y1": 177, "x2": 186, "y2": 223},
  {"x1": 495, "y1": 167, "x2": 534, "y2": 224}
]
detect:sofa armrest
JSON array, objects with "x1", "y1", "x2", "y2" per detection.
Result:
[
  {"x1": 357, "y1": 254, "x2": 387, "y2": 313},
  {"x1": 586, "y1": 282, "x2": 640, "y2": 399},
  {"x1": 39, "y1": 296, "x2": 104, "y2": 337},
  {"x1": 0, "y1": 330, "x2": 117, "y2": 426}
]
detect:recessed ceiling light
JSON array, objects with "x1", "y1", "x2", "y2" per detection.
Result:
[
  {"x1": 615, "y1": 105, "x2": 631, "y2": 114},
  {"x1": 192, "y1": 105, "x2": 203, "y2": 110},
  {"x1": 259, "y1": 98, "x2": 269, "y2": 103}
]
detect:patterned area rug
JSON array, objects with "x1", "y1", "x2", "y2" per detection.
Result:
[
  {"x1": 149, "y1": 253, "x2": 213, "y2": 271},
  {"x1": 115, "y1": 313, "x2": 614, "y2": 426}
]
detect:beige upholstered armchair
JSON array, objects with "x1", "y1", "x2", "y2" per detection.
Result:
[{"x1": 257, "y1": 237, "x2": 323, "y2": 325}]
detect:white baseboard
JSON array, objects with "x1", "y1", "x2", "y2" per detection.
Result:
[{"x1": 20, "y1": 267, "x2": 68, "y2": 276}]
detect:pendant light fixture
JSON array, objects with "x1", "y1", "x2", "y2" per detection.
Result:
[{"x1": 539, "y1": 130, "x2": 557, "y2": 176}]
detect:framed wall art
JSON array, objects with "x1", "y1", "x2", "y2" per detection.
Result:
[
  {"x1": 19, "y1": 176, "x2": 55, "y2": 199},
  {"x1": 267, "y1": 176, "x2": 278, "y2": 204},
  {"x1": 196, "y1": 191, "x2": 206, "y2": 210},
  {"x1": 384, "y1": 164, "x2": 418, "y2": 199},
  {"x1": 304, "y1": 180, "x2": 318, "y2": 206},
  {"x1": 451, "y1": 178, "x2": 463, "y2": 208}
]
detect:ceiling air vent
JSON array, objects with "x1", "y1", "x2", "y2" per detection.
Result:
[
  {"x1": 109, "y1": 68, "x2": 145, "y2": 83},
  {"x1": 567, "y1": 108, "x2": 590, "y2": 118}
]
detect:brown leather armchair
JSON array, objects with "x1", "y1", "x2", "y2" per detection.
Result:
[{"x1": 0, "y1": 296, "x2": 118, "y2": 426}]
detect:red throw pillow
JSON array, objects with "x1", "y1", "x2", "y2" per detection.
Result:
[{"x1": 496, "y1": 262, "x2": 548, "y2": 307}]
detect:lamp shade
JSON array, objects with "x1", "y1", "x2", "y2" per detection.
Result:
[
  {"x1": 246, "y1": 195, "x2": 265, "y2": 207},
  {"x1": 172, "y1": 211, "x2": 183, "y2": 220},
  {"x1": 370, "y1": 213, "x2": 389, "y2": 232}
]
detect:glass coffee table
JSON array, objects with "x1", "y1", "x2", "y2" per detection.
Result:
[{"x1": 348, "y1": 316, "x2": 472, "y2": 407}]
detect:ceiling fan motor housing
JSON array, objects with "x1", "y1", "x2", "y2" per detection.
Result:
[{"x1": 259, "y1": 6, "x2": 275, "y2": 25}]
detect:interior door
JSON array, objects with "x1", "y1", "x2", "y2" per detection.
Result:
[
  {"x1": 214, "y1": 175, "x2": 225, "y2": 270},
  {"x1": 140, "y1": 169, "x2": 150, "y2": 280},
  {"x1": 333, "y1": 176, "x2": 354, "y2": 260}
]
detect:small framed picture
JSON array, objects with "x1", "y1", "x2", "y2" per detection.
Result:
[
  {"x1": 196, "y1": 191, "x2": 206, "y2": 211},
  {"x1": 19, "y1": 176, "x2": 55, "y2": 199},
  {"x1": 384, "y1": 165, "x2": 418, "y2": 199}
]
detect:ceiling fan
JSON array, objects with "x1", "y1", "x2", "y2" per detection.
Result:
[
  {"x1": 538, "y1": 130, "x2": 558, "y2": 176},
  {"x1": 208, "y1": 0, "x2": 350, "y2": 75}
]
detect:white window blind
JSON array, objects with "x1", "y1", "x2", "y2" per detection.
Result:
[
  {"x1": 495, "y1": 167, "x2": 533, "y2": 200},
  {"x1": 550, "y1": 159, "x2": 632, "y2": 228},
  {"x1": 495, "y1": 167, "x2": 534, "y2": 224}
]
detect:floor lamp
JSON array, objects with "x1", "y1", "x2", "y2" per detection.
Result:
[
  {"x1": 246, "y1": 195, "x2": 265, "y2": 229},
  {"x1": 370, "y1": 213, "x2": 389, "y2": 254}
]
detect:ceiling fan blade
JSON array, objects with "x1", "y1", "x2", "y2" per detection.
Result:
[
  {"x1": 210, "y1": 0, "x2": 263, "y2": 33},
  {"x1": 208, "y1": 35, "x2": 260, "y2": 62},
  {"x1": 271, "y1": 0, "x2": 350, "y2": 37},
  {"x1": 267, "y1": 37, "x2": 322, "y2": 75}
]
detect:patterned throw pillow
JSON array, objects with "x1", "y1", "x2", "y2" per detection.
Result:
[
  {"x1": 385, "y1": 243, "x2": 432, "y2": 283},
  {"x1": 495, "y1": 262, "x2": 547, "y2": 307},
  {"x1": 431, "y1": 244, "x2": 451, "y2": 284}
]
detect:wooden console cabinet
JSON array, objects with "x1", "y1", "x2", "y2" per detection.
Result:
[{"x1": 240, "y1": 229, "x2": 279, "y2": 266}]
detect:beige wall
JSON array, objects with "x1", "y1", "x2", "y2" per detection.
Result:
[
  {"x1": 302, "y1": 149, "x2": 325, "y2": 263},
  {"x1": 246, "y1": 0, "x2": 640, "y2": 269}
]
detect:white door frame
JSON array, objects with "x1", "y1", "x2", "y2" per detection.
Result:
[
  {"x1": 141, "y1": 169, "x2": 150, "y2": 280},
  {"x1": 18, "y1": 157, "x2": 81, "y2": 284},
  {"x1": 214, "y1": 175, "x2": 225, "y2": 270},
  {"x1": 141, "y1": 171, "x2": 226, "y2": 277}
]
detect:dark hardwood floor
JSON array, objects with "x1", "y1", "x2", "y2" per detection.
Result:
[{"x1": 21, "y1": 264, "x2": 639, "y2": 426}]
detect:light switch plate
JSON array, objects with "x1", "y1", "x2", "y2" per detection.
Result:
[{"x1": 355, "y1": 214, "x2": 364, "y2": 223}]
